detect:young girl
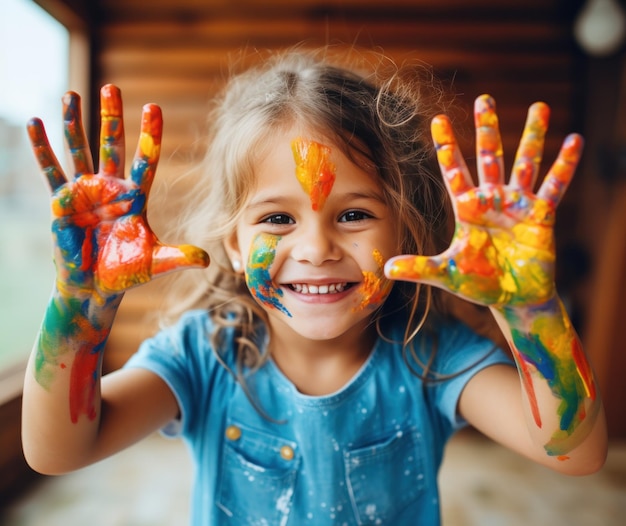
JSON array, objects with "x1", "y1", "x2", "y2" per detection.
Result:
[{"x1": 22, "y1": 49, "x2": 607, "y2": 525}]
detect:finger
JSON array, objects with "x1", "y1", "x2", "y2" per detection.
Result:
[
  {"x1": 151, "y1": 244, "x2": 210, "y2": 277},
  {"x1": 431, "y1": 115, "x2": 474, "y2": 196},
  {"x1": 62, "y1": 91, "x2": 94, "y2": 177},
  {"x1": 384, "y1": 253, "x2": 449, "y2": 287},
  {"x1": 474, "y1": 94, "x2": 504, "y2": 185},
  {"x1": 537, "y1": 133, "x2": 583, "y2": 208},
  {"x1": 129, "y1": 103, "x2": 163, "y2": 192},
  {"x1": 99, "y1": 84, "x2": 125, "y2": 178},
  {"x1": 27, "y1": 118, "x2": 67, "y2": 191},
  {"x1": 385, "y1": 244, "x2": 507, "y2": 306},
  {"x1": 510, "y1": 102, "x2": 550, "y2": 191}
]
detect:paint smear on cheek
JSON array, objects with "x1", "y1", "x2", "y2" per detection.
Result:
[
  {"x1": 354, "y1": 249, "x2": 393, "y2": 312},
  {"x1": 291, "y1": 138, "x2": 336, "y2": 211},
  {"x1": 246, "y1": 233, "x2": 291, "y2": 317}
]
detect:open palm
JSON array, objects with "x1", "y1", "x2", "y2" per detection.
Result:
[
  {"x1": 28, "y1": 85, "x2": 209, "y2": 299},
  {"x1": 385, "y1": 95, "x2": 583, "y2": 308}
]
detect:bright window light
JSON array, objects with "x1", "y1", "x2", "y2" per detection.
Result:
[{"x1": 0, "y1": 0, "x2": 69, "y2": 370}]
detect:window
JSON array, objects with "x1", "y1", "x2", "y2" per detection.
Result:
[{"x1": 0, "y1": 0, "x2": 72, "y2": 373}]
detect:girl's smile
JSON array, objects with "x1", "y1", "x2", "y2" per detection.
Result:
[
  {"x1": 288, "y1": 281, "x2": 350, "y2": 295},
  {"x1": 283, "y1": 278, "x2": 355, "y2": 304}
]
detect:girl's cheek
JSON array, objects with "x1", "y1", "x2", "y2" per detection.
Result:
[
  {"x1": 245, "y1": 233, "x2": 291, "y2": 317},
  {"x1": 353, "y1": 249, "x2": 393, "y2": 312}
]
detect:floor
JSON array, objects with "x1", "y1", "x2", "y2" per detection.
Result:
[{"x1": 2, "y1": 429, "x2": 625, "y2": 525}]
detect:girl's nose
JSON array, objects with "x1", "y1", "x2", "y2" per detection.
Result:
[{"x1": 290, "y1": 223, "x2": 341, "y2": 266}]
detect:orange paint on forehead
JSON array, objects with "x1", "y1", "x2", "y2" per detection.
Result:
[{"x1": 291, "y1": 137, "x2": 336, "y2": 211}]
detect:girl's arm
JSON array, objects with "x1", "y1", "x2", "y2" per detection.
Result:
[
  {"x1": 21, "y1": 86, "x2": 209, "y2": 475},
  {"x1": 385, "y1": 95, "x2": 607, "y2": 474},
  {"x1": 458, "y1": 300, "x2": 607, "y2": 475}
]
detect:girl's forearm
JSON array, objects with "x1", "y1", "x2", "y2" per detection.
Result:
[
  {"x1": 33, "y1": 286, "x2": 122, "y2": 422},
  {"x1": 491, "y1": 295, "x2": 602, "y2": 459},
  {"x1": 22, "y1": 286, "x2": 122, "y2": 473}
]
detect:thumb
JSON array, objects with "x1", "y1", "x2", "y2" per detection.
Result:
[
  {"x1": 152, "y1": 244, "x2": 210, "y2": 277},
  {"x1": 384, "y1": 254, "x2": 450, "y2": 287}
]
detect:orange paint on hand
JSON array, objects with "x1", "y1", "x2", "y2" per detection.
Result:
[
  {"x1": 512, "y1": 102, "x2": 550, "y2": 188},
  {"x1": 97, "y1": 216, "x2": 156, "y2": 292},
  {"x1": 431, "y1": 116, "x2": 474, "y2": 195},
  {"x1": 291, "y1": 138, "x2": 336, "y2": 211},
  {"x1": 510, "y1": 343, "x2": 542, "y2": 428},
  {"x1": 456, "y1": 229, "x2": 500, "y2": 277},
  {"x1": 141, "y1": 104, "x2": 163, "y2": 146},
  {"x1": 386, "y1": 255, "x2": 427, "y2": 281},
  {"x1": 474, "y1": 96, "x2": 499, "y2": 128},
  {"x1": 571, "y1": 337, "x2": 596, "y2": 400},
  {"x1": 80, "y1": 227, "x2": 94, "y2": 271}
]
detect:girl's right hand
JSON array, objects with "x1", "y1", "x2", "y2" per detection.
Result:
[{"x1": 27, "y1": 85, "x2": 209, "y2": 301}]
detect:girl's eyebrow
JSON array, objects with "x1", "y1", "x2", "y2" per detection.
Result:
[
  {"x1": 341, "y1": 190, "x2": 386, "y2": 203},
  {"x1": 245, "y1": 195, "x2": 294, "y2": 210},
  {"x1": 246, "y1": 190, "x2": 386, "y2": 210}
]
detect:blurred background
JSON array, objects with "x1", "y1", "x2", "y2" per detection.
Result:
[{"x1": 1, "y1": 0, "x2": 625, "y2": 523}]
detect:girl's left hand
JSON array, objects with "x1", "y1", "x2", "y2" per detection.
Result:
[{"x1": 385, "y1": 94, "x2": 583, "y2": 309}]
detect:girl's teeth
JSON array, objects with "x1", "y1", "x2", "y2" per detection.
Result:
[{"x1": 292, "y1": 283, "x2": 347, "y2": 294}]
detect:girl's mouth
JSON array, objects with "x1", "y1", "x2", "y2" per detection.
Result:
[{"x1": 288, "y1": 282, "x2": 353, "y2": 295}]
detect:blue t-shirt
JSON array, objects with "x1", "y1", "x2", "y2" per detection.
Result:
[{"x1": 125, "y1": 309, "x2": 512, "y2": 525}]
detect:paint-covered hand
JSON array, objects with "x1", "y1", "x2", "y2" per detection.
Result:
[
  {"x1": 385, "y1": 95, "x2": 583, "y2": 308},
  {"x1": 28, "y1": 85, "x2": 209, "y2": 299}
]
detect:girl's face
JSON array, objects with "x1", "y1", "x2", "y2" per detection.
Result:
[{"x1": 225, "y1": 126, "x2": 400, "y2": 346}]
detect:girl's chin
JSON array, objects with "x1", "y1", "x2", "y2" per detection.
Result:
[{"x1": 266, "y1": 308, "x2": 375, "y2": 342}]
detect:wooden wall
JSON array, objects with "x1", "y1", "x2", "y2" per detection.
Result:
[{"x1": 95, "y1": 0, "x2": 583, "y2": 172}]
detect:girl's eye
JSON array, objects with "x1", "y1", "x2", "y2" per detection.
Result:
[
  {"x1": 339, "y1": 210, "x2": 372, "y2": 222},
  {"x1": 262, "y1": 214, "x2": 294, "y2": 225}
]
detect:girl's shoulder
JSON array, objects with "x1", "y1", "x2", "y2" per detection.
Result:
[
  {"x1": 159, "y1": 309, "x2": 216, "y2": 351},
  {"x1": 125, "y1": 309, "x2": 243, "y2": 438},
  {"x1": 385, "y1": 314, "x2": 507, "y2": 380},
  {"x1": 130, "y1": 309, "x2": 241, "y2": 374},
  {"x1": 386, "y1": 312, "x2": 496, "y2": 352},
  {"x1": 434, "y1": 317, "x2": 495, "y2": 349}
]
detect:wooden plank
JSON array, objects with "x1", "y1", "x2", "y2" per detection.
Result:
[
  {"x1": 101, "y1": 0, "x2": 568, "y2": 22},
  {"x1": 103, "y1": 0, "x2": 557, "y2": 9},
  {"x1": 99, "y1": 18, "x2": 572, "y2": 50},
  {"x1": 101, "y1": 46, "x2": 574, "y2": 73}
]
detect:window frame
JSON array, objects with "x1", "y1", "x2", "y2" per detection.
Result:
[
  {"x1": 0, "y1": 0, "x2": 91, "y2": 404},
  {"x1": 0, "y1": 1, "x2": 91, "y2": 502}
]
